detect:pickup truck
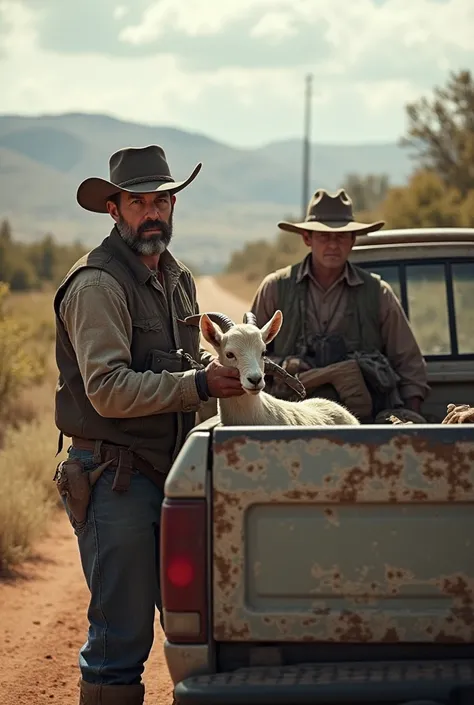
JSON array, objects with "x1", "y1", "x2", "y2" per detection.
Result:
[{"x1": 160, "y1": 228, "x2": 474, "y2": 705}]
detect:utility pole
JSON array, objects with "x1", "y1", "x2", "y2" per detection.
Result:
[{"x1": 301, "y1": 73, "x2": 313, "y2": 220}]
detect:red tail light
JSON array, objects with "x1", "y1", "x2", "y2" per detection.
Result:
[{"x1": 160, "y1": 498, "x2": 208, "y2": 643}]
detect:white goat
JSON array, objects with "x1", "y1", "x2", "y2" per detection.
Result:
[{"x1": 197, "y1": 309, "x2": 360, "y2": 427}]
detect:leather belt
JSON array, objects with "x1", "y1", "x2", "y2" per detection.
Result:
[{"x1": 71, "y1": 436, "x2": 165, "y2": 492}]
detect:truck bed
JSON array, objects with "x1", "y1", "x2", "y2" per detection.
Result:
[
  {"x1": 210, "y1": 425, "x2": 474, "y2": 646},
  {"x1": 164, "y1": 422, "x2": 474, "y2": 704}
]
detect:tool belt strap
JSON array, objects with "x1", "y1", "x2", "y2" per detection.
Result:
[{"x1": 71, "y1": 436, "x2": 165, "y2": 493}]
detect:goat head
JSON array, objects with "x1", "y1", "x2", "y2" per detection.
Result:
[{"x1": 184, "y1": 310, "x2": 306, "y2": 400}]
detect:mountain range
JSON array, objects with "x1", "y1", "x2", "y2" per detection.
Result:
[{"x1": 0, "y1": 112, "x2": 414, "y2": 272}]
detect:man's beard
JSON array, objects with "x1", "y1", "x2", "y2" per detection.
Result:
[{"x1": 117, "y1": 214, "x2": 173, "y2": 256}]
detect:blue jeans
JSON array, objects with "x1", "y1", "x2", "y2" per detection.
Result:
[{"x1": 62, "y1": 447, "x2": 165, "y2": 686}]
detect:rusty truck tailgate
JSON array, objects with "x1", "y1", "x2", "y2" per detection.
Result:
[{"x1": 211, "y1": 425, "x2": 474, "y2": 644}]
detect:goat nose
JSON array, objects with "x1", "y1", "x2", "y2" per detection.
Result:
[{"x1": 247, "y1": 374, "x2": 262, "y2": 386}]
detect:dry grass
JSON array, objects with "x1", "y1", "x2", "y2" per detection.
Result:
[
  {"x1": 3, "y1": 287, "x2": 55, "y2": 322},
  {"x1": 0, "y1": 289, "x2": 65, "y2": 571},
  {"x1": 0, "y1": 414, "x2": 65, "y2": 570},
  {"x1": 0, "y1": 289, "x2": 56, "y2": 446}
]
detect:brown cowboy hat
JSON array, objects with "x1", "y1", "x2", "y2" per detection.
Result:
[
  {"x1": 278, "y1": 188, "x2": 385, "y2": 236},
  {"x1": 77, "y1": 144, "x2": 202, "y2": 213}
]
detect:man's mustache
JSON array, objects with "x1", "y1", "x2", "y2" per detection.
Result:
[{"x1": 138, "y1": 219, "x2": 169, "y2": 235}]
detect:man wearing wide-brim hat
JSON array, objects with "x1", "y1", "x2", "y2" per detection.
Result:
[
  {"x1": 250, "y1": 188, "x2": 429, "y2": 423},
  {"x1": 53, "y1": 145, "x2": 244, "y2": 705}
]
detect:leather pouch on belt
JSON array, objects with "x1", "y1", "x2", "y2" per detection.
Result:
[{"x1": 53, "y1": 458, "x2": 113, "y2": 524}]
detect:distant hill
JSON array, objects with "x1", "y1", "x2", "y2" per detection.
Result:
[{"x1": 0, "y1": 112, "x2": 413, "y2": 272}]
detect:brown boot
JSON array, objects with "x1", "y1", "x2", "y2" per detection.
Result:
[{"x1": 79, "y1": 679, "x2": 145, "y2": 704}]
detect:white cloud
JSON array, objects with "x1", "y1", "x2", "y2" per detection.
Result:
[
  {"x1": 0, "y1": 2, "x2": 36, "y2": 51},
  {"x1": 250, "y1": 12, "x2": 297, "y2": 41},
  {"x1": 119, "y1": 0, "x2": 277, "y2": 43},
  {"x1": 119, "y1": 0, "x2": 474, "y2": 56},
  {"x1": 113, "y1": 6, "x2": 128, "y2": 21},
  {"x1": 0, "y1": 0, "x2": 473, "y2": 146}
]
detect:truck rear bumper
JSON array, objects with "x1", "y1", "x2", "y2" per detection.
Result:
[{"x1": 173, "y1": 658, "x2": 474, "y2": 704}]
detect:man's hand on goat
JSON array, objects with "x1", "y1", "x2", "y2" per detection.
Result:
[{"x1": 205, "y1": 359, "x2": 245, "y2": 398}]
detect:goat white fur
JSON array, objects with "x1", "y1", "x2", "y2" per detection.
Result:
[{"x1": 200, "y1": 310, "x2": 360, "y2": 426}]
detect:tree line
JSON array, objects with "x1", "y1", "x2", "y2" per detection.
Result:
[
  {"x1": 226, "y1": 69, "x2": 474, "y2": 283},
  {"x1": 0, "y1": 220, "x2": 87, "y2": 291},
  {"x1": 0, "y1": 220, "x2": 200, "y2": 292}
]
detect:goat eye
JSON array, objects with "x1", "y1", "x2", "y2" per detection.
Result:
[
  {"x1": 226, "y1": 352, "x2": 235, "y2": 359},
  {"x1": 262, "y1": 349, "x2": 267, "y2": 357}
]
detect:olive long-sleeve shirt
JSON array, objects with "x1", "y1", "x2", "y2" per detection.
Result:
[{"x1": 59, "y1": 267, "x2": 214, "y2": 419}]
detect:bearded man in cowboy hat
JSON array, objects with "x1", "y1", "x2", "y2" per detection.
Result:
[
  {"x1": 250, "y1": 188, "x2": 429, "y2": 422},
  {"x1": 53, "y1": 145, "x2": 244, "y2": 705}
]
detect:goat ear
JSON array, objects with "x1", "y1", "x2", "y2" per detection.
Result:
[
  {"x1": 260, "y1": 309, "x2": 282, "y2": 343},
  {"x1": 200, "y1": 314, "x2": 222, "y2": 348}
]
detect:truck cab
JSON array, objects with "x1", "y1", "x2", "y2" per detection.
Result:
[
  {"x1": 160, "y1": 228, "x2": 474, "y2": 705},
  {"x1": 351, "y1": 228, "x2": 474, "y2": 422}
]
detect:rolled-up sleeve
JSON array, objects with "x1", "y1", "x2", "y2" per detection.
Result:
[
  {"x1": 379, "y1": 282, "x2": 430, "y2": 401},
  {"x1": 60, "y1": 271, "x2": 202, "y2": 418}
]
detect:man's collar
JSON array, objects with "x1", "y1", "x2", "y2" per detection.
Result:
[
  {"x1": 296, "y1": 253, "x2": 363, "y2": 286},
  {"x1": 107, "y1": 226, "x2": 184, "y2": 287}
]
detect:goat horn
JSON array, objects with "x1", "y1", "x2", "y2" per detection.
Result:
[
  {"x1": 183, "y1": 312, "x2": 236, "y2": 333},
  {"x1": 243, "y1": 312, "x2": 258, "y2": 326},
  {"x1": 264, "y1": 358, "x2": 307, "y2": 400}
]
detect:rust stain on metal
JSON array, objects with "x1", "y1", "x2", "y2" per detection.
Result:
[
  {"x1": 441, "y1": 576, "x2": 474, "y2": 627},
  {"x1": 212, "y1": 434, "x2": 474, "y2": 504},
  {"x1": 213, "y1": 594, "x2": 474, "y2": 643},
  {"x1": 214, "y1": 620, "x2": 252, "y2": 641},
  {"x1": 334, "y1": 611, "x2": 374, "y2": 641},
  {"x1": 285, "y1": 488, "x2": 320, "y2": 501},
  {"x1": 214, "y1": 554, "x2": 232, "y2": 594},
  {"x1": 385, "y1": 565, "x2": 414, "y2": 590},
  {"x1": 241, "y1": 460, "x2": 267, "y2": 479},
  {"x1": 381, "y1": 627, "x2": 400, "y2": 642},
  {"x1": 323, "y1": 507, "x2": 340, "y2": 527},
  {"x1": 212, "y1": 431, "x2": 474, "y2": 643},
  {"x1": 213, "y1": 489, "x2": 242, "y2": 538},
  {"x1": 289, "y1": 459, "x2": 301, "y2": 479},
  {"x1": 319, "y1": 435, "x2": 474, "y2": 504},
  {"x1": 214, "y1": 436, "x2": 248, "y2": 468}
]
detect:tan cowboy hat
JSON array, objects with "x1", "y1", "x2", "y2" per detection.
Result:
[
  {"x1": 77, "y1": 144, "x2": 202, "y2": 213},
  {"x1": 278, "y1": 188, "x2": 385, "y2": 236}
]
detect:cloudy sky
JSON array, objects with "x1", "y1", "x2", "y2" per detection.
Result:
[{"x1": 0, "y1": 0, "x2": 473, "y2": 147}]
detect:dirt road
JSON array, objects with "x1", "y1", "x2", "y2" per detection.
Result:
[
  {"x1": 195, "y1": 275, "x2": 248, "y2": 322},
  {"x1": 0, "y1": 277, "x2": 247, "y2": 705}
]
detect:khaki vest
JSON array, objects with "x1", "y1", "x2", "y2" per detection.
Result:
[
  {"x1": 269, "y1": 257, "x2": 383, "y2": 359},
  {"x1": 53, "y1": 227, "x2": 200, "y2": 474}
]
